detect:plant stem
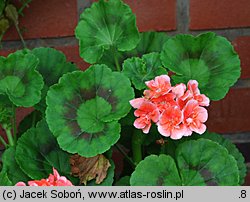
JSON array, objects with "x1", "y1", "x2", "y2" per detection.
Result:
[
  {"x1": 112, "y1": 46, "x2": 121, "y2": 72},
  {"x1": 32, "y1": 111, "x2": 37, "y2": 127},
  {"x1": 114, "y1": 54, "x2": 121, "y2": 72},
  {"x1": 115, "y1": 144, "x2": 135, "y2": 168},
  {"x1": 14, "y1": 23, "x2": 26, "y2": 48},
  {"x1": 18, "y1": 0, "x2": 32, "y2": 16},
  {"x1": 12, "y1": 105, "x2": 17, "y2": 144},
  {"x1": 0, "y1": 136, "x2": 8, "y2": 148},
  {"x1": 132, "y1": 130, "x2": 144, "y2": 165},
  {"x1": 5, "y1": 128, "x2": 14, "y2": 147}
]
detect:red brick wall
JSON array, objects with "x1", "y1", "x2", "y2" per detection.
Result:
[{"x1": 0, "y1": 0, "x2": 250, "y2": 183}]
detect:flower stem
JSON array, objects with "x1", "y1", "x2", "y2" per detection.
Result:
[
  {"x1": 132, "y1": 130, "x2": 144, "y2": 165},
  {"x1": 115, "y1": 144, "x2": 135, "y2": 168}
]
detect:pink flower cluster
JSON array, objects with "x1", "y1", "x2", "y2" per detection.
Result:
[
  {"x1": 16, "y1": 168, "x2": 73, "y2": 186},
  {"x1": 130, "y1": 75, "x2": 210, "y2": 140}
]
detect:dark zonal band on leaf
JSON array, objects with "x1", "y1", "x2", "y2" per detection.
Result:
[
  {"x1": 0, "y1": 51, "x2": 44, "y2": 107},
  {"x1": 160, "y1": 32, "x2": 241, "y2": 101},
  {"x1": 199, "y1": 131, "x2": 247, "y2": 185},
  {"x1": 130, "y1": 139, "x2": 239, "y2": 186},
  {"x1": 31, "y1": 47, "x2": 77, "y2": 113},
  {"x1": 15, "y1": 120, "x2": 73, "y2": 181},
  {"x1": 46, "y1": 64, "x2": 134, "y2": 157}
]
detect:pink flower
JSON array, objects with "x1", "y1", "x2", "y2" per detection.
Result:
[
  {"x1": 144, "y1": 75, "x2": 171, "y2": 99},
  {"x1": 129, "y1": 76, "x2": 210, "y2": 139},
  {"x1": 183, "y1": 100, "x2": 208, "y2": 135},
  {"x1": 130, "y1": 99, "x2": 160, "y2": 133},
  {"x1": 157, "y1": 105, "x2": 187, "y2": 139},
  {"x1": 187, "y1": 80, "x2": 210, "y2": 106},
  {"x1": 16, "y1": 168, "x2": 73, "y2": 186}
]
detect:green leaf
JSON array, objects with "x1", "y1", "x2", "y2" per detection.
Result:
[
  {"x1": 1, "y1": 147, "x2": 30, "y2": 184},
  {"x1": 115, "y1": 176, "x2": 130, "y2": 186},
  {"x1": 87, "y1": 160, "x2": 115, "y2": 186},
  {"x1": 176, "y1": 139, "x2": 239, "y2": 185},
  {"x1": 130, "y1": 139, "x2": 239, "y2": 186},
  {"x1": 0, "y1": 172, "x2": 13, "y2": 186},
  {"x1": 15, "y1": 120, "x2": 73, "y2": 180},
  {"x1": 46, "y1": 64, "x2": 134, "y2": 157},
  {"x1": 130, "y1": 154, "x2": 182, "y2": 186},
  {"x1": 122, "y1": 53, "x2": 167, "y2": 90},
  {"x1": 75, "y1": 0, "x2": 139, "y2": 63},
  {"x1": 161, "y1": 32, "x2": 241, "y2": 100},
  {"x1": 130, "y1": 32, "x2": 170, "y2": 56},
  {"x1": 31, "y1": 47, "x2": 77, "y2": 113},
  {"x1": 0, "y1": 51, "x2": 44, "y2": 107},
  {"x1": 200, "y1": 132, "x2": 247, "y2": 185},
  {"x1": 98, "y1": 31, "x2": 170, "y2": 70},
  {"x1": 31, "y1": 47, "x2": 77, "y2": 87}
]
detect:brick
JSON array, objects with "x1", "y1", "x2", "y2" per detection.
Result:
[
  {"x1": 0, "y1": 45, "x2": 90, "y2": 71},
  {"x1": 233, "y1": 37, "x2": 250, "y2": 79},
  {"x1": 56, "y1": 45, "x2": 90, "y2": 71},
  {"x1": 190, "y1": 0, "x2": 250, "y2": 30},
  {"x1": 207, "y1": 88, "x2": 250, "y2": 133},
  {"x1": 3, "y1": 0, "x2": 77, "y2": 40},
  {"x1": 125, "y1": 0, "x2": 176, "y2": 32},
  {"x1": 0, "y1": 49, "x2": 14, "y2": 57}
]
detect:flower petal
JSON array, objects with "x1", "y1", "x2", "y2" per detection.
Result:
[
  {"x1": 192, "y1": 123, "x2": 206, "y2": 134},
  {"x1": 129, "y1": 98, "x2": 146, "y2": 108},
  {"x1": 172, "y1": 83, "x2": 186, "y2": 98},
  {"x1": 196, "y1": 106, "x2": 208, "y2": 123},
  {"x1": 157, "y1": 124, "x2": 171, "y2": 137},
  {"x1": 170, "y1": 124, "x2": 187, "y2": 140}
]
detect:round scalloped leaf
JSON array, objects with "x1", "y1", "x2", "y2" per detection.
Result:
[
  {"x1": 0, "y1": 51, "x2": 44, "y2": 107},
  {"x1": 130, "y1": 154, "x2": 182, "y2": 186},
  {"x1": 31, "y1": 47, "x2": 77, "y2": 112},
  {"x1": 200, "y1": 132, "x2": 246, "y2": 185},
  {"x1": 46, "y1": 64, "x2": 134, "y2": 157},
  {"x1": 87, "y1": 160, "x2": 115, "y2": 186},
  {"x1": 75, "y1": 0, "x2": 139, "y2": 63},
  {"x1": 161, "y1": 32, "x2": 240, "y2": 100},
  {"x1": 15, "y1": 120, "x2": 72, "y2": 180},
  {"x1": 1, "y1": 147, "x2": 30, "y2": 184},
  {"x1": 176, "y1": 139, "x2": 239, "y2": 185},
  {"x1": 122, "y1": 53, "x2": 167, "y2": 90}
]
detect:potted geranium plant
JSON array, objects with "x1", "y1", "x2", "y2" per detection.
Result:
[{"x1": 0, "y1": 0, "x2": 247, "y2": 186}]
